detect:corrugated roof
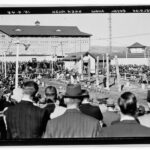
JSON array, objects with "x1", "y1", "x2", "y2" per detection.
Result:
[
  {"x1": 0, "y1": 25, "x2": 92, "y2": 37},
  {"x1": 128, "y1": 42, "x2": 146, "y2": 48}
]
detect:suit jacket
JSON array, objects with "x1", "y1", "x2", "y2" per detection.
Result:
[
  {"x1": 79, "y1": 103, "x2": 103, "y2": 121},
  {"x1": 102, "y1": 111, "x2": 120, "y2": 126},
  {"x1": 100, "y1": 119, "x2": 150, "y2": 137},
  {"x1": 43, "y1": 109, "x2": 102, "y2": 138},
  {"x1": 138, "y1": 114, "x2": 150, "y2": 128},
  {"x1": 4, "y1": 101, "x2": 49, "y2": 139},
  {"x1": 0, "y1": 117, "x2": 6, "y2": 139}
]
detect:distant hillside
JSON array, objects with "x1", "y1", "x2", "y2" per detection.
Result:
[{"x1": 89, "y1": 46, "x2": 128, "y2": 54}]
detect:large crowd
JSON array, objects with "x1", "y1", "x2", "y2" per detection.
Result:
[
  {"x1": 0, "y1": 79, "x2": 150, "y2": 138},
  {"x1": 0, "y1": 63, "x2": 150, "y2": 139}
]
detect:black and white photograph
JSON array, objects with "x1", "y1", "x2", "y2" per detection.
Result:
[{"x1": 1, "y1": 5, "x2": 150, "y2": 145}]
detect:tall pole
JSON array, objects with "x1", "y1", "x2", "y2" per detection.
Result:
[
  {"x1": 52, "y1": 57, "x2": 54, "y2": 75},
  {"x1": 88, "y1": 58, "x2": 91, "y2": 80},
  {"x1": 81, "y1": 55, "x2": 83, "y2": 80},
  {"x1": 2, "y1": 54, "x2": 4, "y2": 74},
  {"x1": 96, "y1": 56, "x2": 99, "y2": 86},
  {"x1": 106, "y1": 53, "x2": 110, "y2": 90},
  {"x1": 15, "y1": 41, "x2": 19, "y2": 89},
  {"x1": 109, "y1": 13, "x2": 112, "y2": 54},
  {"x1": 115, "y1": 55, "x2": 121, "y2": 92},
  {"x1": 4, "y1": 52, "x2": 6, "y2": 78},
  {"x1": 60, "y1": 42, "x2": 63, "y2": 59}
]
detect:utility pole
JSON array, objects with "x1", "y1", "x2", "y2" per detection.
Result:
[
  {"x1": 81, "y1": 55, "x2": 84, "y2": 80},
  {"x1": 108, "y1": 13, "x2": 112, "y2": 54},
  {"x1": 4, "y1": 51, "x2": 7, "y2": 78},
  {"x1": 115, "y1": 55, "x2": 121, "y2": 92},
  {"x1": 106, "y1": 53, "x2": 110, "y2": 90},
  {"x1": 60, "y1": 41, "x2": 64, "y2": 59},
  {"x1": 96, "y1": 56, "x2": 99, "y2": 86}
]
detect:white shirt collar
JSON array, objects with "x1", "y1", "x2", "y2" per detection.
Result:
[
  {"x1": 21, "y1": 95, "x2": 33, "y2": 103},
  {"x1": 67, "y1": 105, "x2": 79, "y2": 110},
  {"x1": 120, "y1": 115, "x2": 135, "y2": 121}
]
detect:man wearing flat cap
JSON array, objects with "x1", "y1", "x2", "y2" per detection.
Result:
[{"x1": 43, "y1": 84, "x2": 102, "y2": 138}]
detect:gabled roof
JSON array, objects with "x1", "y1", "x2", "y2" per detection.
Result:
[
  {"x1": 127, "y1": 42, "x2": 146, "y2": 48},
  {"x1": 0, "y1": 25, "x2": 92, "y2": 37},
  {"x1": 63, "y1": 52, "x2": 107, "y2": 61}
]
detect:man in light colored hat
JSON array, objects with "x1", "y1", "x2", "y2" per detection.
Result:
[{"x1": 43, "y1": 84, "x2": 102, "y2": 138}]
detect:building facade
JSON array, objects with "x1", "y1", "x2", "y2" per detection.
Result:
[
  {"x1": 111, "y1": 42, "x2": 150, "y2": 66},
  {"x1": 63, "y1": 52, "x2": 107, "y2": 74},
  {"x1": 0, "y1": 22, "x2": 91, "y2": 62}
]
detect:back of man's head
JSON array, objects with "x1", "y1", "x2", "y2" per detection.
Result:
[
  {"x1": 118, "y1": 92, "x2": 137, "y2": 117},
  {"x1": 45, "y1": 86, "x2": 57, "y2": 103},
  {"x1": 23, "y1": 81, "x2": 39, "y2": 97}
]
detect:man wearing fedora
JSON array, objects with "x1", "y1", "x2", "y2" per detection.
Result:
[{"x1": 43, "y1": 84, "x2": 102, "y2": 138}]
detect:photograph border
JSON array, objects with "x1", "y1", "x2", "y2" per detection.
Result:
[{"x1": 0, "y1": 5, "x2": 150, "y2": 145}]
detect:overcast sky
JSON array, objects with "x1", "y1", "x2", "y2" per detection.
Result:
[{"x1": 0, "y1": 13, "x2": 150, "y2": 47}]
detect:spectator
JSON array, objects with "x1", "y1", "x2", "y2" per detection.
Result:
[
  {"x1": 79, "y1": 90, "x2": 103, "y2": 121},
  {"x1": 136, "y1": 105, "x2": 146, "y2": 117},
  {"x1": 4, "y1": 81, "x2": 49, "y2": 139},
  {"x1": 0, "y1": 110, "x2": 7, "y2": 139},
  {"x1": 38, "y1": 86, "x2": 56, "y2": 116},
  {"x1": 100, "y1": 92, "x2": 150, "y2": 137},
  {"x1": 50, "y1": 94, "x2": 67, "y2": 119},
  {"x1": 10, "y1": 88, "x2": 23, "y2": 104},
  {"x1": 43, "y1": 84, "x2": 102, "y2": 138},
  {"x1": 102, "y1": 98, "x2": 120, "y2": 127},
  {"x1": 138, "y1": 90, "x2": 150, "y2": 128}
]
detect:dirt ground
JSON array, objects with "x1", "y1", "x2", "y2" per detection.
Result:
[{"x1": 38, "y1": 77, "x2": 150, "y2": 110}]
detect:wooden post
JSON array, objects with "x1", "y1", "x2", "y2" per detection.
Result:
[
  {"x1": 106, "y1": 53, "x2": 110, "y2": 90},
  {"x1": 1, "y1": 54, "x2": 3, "y2": 74},
  {"x1": 88, "y1": 58, "x2": 91, "y2": 80},
  {"x1": 81, "y1": 55, "x2": 83, "y2": 80},
  {"x1": 96, "y1": 56, "x2": 99, "y2": 86},
  {"x1": 115, "y1": 55, "x2": 121, "y2": 92},
  {"x1": 4, "y1": 52, "x2": 6, "y2": 78}
]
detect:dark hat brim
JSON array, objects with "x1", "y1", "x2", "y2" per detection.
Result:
[
  {"x1": 63, "y1": 94, "x2": 89, "y2": 98},
  {"x1": 63, "y1": 90, "x2": 89, "y2": 98}
]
